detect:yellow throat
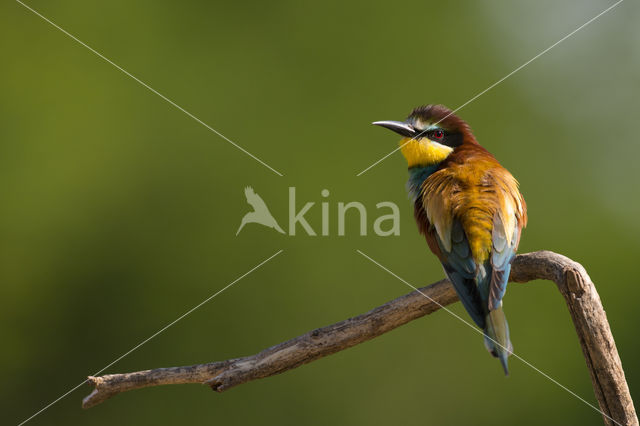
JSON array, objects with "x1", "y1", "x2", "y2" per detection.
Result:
[{"x1": 399, "y1": 137, "x2": 453, "y2": 168}]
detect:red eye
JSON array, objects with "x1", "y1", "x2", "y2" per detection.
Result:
[{"x1": 433, "y1": 129, "x2": 444, "y2": 140}]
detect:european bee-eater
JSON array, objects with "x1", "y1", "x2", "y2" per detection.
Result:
[{"x1": 374, "y1": 104, "x2": 527, "y2": 374}]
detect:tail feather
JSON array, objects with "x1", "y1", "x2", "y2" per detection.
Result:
[
  {"x1": 483, "y1": 305, "x2": 513, "y2": 375},
  {"x1": 271, "y1": 221, "x2": 285, "y2": 234}
]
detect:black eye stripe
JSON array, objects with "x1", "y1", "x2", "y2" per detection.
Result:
[
  {"x1": 422, "y1": 129, "x2": 464, "y2": 148},
  {"x1": 425, "y1": 129, "x2": 445, "y2": 140}
]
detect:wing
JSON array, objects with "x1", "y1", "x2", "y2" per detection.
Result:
[
  {"x1": 422, "y1": 171, "x2": 458, "y2": 253},
  {"x1": 488, "y1": 170, "x2": 527, "y2": 310},
  {"x1": 488, "y1": 213, "x2": 522, "y2": 310},
  {"x1": 432, "y1": 214, "x2": 522, "y2": 327},
  {"x1": 418, "y1": 171, "x2": 486, "y2": 328},
  {"x1": 244, "y1": 186, "x2": 268, "y2": 211},
  {"x1": 432, "y1": 219, "x2": 487, "y2": 329}
]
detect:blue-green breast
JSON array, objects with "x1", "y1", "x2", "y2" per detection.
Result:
[{"x1": 407, "y1": 165, "x2": 440, "y2": 202}]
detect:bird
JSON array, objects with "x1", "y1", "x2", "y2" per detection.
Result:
[
  {"x1": 373, "y1": 104, "x2": 527, "y2": 375},
  {"x1": 236, "y1": 186, "x2": 285, "y2": 236}
]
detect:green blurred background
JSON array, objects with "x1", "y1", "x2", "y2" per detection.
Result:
[{"x1": 2, "y1": 0, "x2": 638, "y2": 424}]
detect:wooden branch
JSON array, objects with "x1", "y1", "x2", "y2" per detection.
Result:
[{"x1": 82, "y1": 251, "x2": 637, "y2": 425}]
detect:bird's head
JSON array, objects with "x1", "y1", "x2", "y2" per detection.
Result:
[{"x1": 373, "y1": 104, "x2": 474, "y2": 168}]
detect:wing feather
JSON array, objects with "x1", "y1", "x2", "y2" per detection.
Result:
[
  {"x1": 488, "y1": 213, "x2": 521, "y2": 310},
  {"x1": 423, "y1": 172, "x2": 456, "y2": 252},
  {"x1": 435, "y1": 220, "x2": 486, "y2": 328},
  {"x1": 244, "y1": 186, "x2": 269, "y2": 211}
]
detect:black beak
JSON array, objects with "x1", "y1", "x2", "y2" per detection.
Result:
[{"x1": 372, "y1": 120, "x2": 417, "y2": 138}]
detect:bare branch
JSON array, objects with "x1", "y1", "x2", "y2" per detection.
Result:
[{"x1": 82, "y1": 251, "x2": 637, "y2": 426}]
